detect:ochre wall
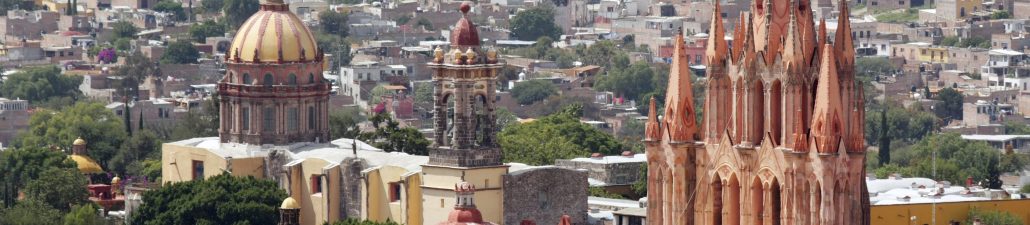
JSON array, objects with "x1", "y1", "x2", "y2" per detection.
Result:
[
  {"x1": 870, "y1": 199, "x2": 1030, "y2": 225},
  {"x1": 363, "y1": 166, "x2": 422, "y2": 224},
  {"x1": 283, "y1": 158, "x2": 341, "y2": 225},
  {"x1": 161, "y1": 143, "x2": 228, "y2": 183},
  {"x1": 421, "y1": 165, "x2": 508, "y2": 224}
]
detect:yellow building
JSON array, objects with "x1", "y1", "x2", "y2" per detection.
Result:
[
  {"x1": 162, "y1": 137, "x2": 431, "y2": 225},
  {"x1": 160, "y1": 2, "x2": 588, "y2": 225},
  {"x1": 871, "y1": 199, "x2": 1030, "y2": 224}
]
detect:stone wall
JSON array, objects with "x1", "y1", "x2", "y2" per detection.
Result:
[
  {"x1": 337, "y1": 157, "x2": 368, "y2": 219},
  {"x1": 502, "y1": 167, "x2": 588, "y2": 225},
  {"x1": 554, "y1": 160, "x2": 643, "y2": 186}
]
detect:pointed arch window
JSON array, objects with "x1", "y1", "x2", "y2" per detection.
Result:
[
  {"x1": 289, "y1": 73, "x2": 298, "y2": 86},
  {"x1": 242, "y1": 73, "x2": 252, "y2": 84}
]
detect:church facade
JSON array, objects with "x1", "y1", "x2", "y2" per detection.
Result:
[{"x1": 643, "y1": 0, "x2": 870, "y2": 224}]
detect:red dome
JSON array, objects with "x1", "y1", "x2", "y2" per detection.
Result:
[
  {"x1": 450, "y1": 3, "x2": 480, "y2": 46},
  {"x1": 447, "y1": 208, "x2": 485, "y2": 223}
]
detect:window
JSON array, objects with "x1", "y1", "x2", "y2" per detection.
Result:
[
  {"x1": 899, "y1": 0, "x2": 903, "y2": 5},
  {"x1": 289, "y1": 74, "x2": 297, "y2": 85},
  {"x1": 310, "y1": 175, "x2": 322, "y2": 193},
  {"x1": 264, "y1": 73, "x2": 273, "y2": 87},
  {"x1": 288, "y1": 107, "x2": 299, "y2": 131},
  {"x1": 243, "y1": 73, "x2": 252, "y2": 84},
  {"x1": 242, "y1": 107, "x2": 250, "y2": 130},
  {"x1": 309, "y1": 73, "x2": 315, "y2": 84},
  {"x1": 440, "y1": 199, "x2": 445, "y2": 208},
  {"x1": 192, "y1": 160, "x2": 204, "y2": 180},
  {"x1": 308, "y1": 106, "x2": 316, "y2": 130},
  {"x1": 389, "y1": 182, "x2": 402, "y2": 202},
  {"x1": 263, "y1": 107, "x2": 275, "y2": 132}
]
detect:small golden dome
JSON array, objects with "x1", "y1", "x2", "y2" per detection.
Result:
[
  {"x1": 69, "y1": 155, "x2": 103, "y2": 174},
  {"x1": 73, "y1": 137, "x2": 86, "y2": 146},
  {"x1": 111, "y1": 176, "x2": 121, "y2": 184},
  {"x1": 281, "y1": 197, "x2": 301, "y2": 209},
  {"x1": 227, "y1": 3, "x2": 319, "y2": 63}
]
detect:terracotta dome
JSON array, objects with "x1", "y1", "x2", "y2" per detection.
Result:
[
  {"x1": 227, "y1": 0, "x2": 319, "y2": 63},
  {"x1": 281, "y1": 197, "x2": 301, "y2": 209},
  {"x1": 450, "y1": 2, "x2": 480, "y2": 47},
  {"x1": 447, "y1": 207, "x2": 485, "y2": 223}
]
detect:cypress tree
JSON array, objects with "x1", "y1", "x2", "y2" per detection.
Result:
[{"x1": 878, "y1": 107, "x2": 890, "y2": 166}]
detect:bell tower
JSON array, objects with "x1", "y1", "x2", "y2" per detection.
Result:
[
  {"x1": 421, "y1": 2, "x2": 508, "y2": 224},
  {"x1": 425, "y1": 2, "x2": 503, "y2": 167}
]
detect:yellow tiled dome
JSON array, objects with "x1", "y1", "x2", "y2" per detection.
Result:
[
  {"x1": 227, "y1": 1, "x2": 319, "y2": 63},
  {"x1": 73, "y1": 137, "x2": 86, "y2": 146},
  {"x1": 281, "y1": 197, "x2": 300, "y2": 209},
  {"x1": 69, "y1": 155, "x2": 103, "y2": 174}
]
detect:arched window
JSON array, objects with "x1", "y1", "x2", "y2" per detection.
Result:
[
  {"x1": 289, "y1": 73, "x2": 297, "y2": 85},
  {"x1": 264, "y1": 73, "x2": 273, "y2": 87},
  {"x1": 242, "y1": 73, "x2": 252, "y2": 84},
  {"x1": 309, "y1": 73, "x2": 315, "y2": 84},
  {"x1": 227, "y1": 72, "x2": 234, "y2": 82}
]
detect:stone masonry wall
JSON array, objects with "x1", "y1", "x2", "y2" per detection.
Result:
[{"x1": 503, "y1": 167, "x2": 588, "y2": 225}]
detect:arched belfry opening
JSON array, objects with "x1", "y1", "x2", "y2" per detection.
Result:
[{"x1": 425, "y1": 2, "x2": 504, "y2": 168}]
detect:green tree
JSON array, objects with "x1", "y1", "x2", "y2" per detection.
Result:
[
  {"x1": 116, "y1": 51, "x2": 160, "y2": 99},
  {"x1": 966, "y1": 207, "x2": 1023, "y2": 225},
  {"x1": 222, "y1": 0, "x2": 259, "y2": 28},
  {"x1": 498, "y1": 106, "x2": 623, "y2": 165},
  {"x1": 0, "y1": 146, "x2": 76, "y2": 207},
  {"x1": 990, "y1": 11, "x2": 1011, "y2": 19},
  {"x1": 864, "y1": 103, "x2": 939, "y2": 146},
  {"x1": 170, "y1": 94, "x2": 220, "y2": 140},
  {"x1": 595, "y1": 62, "x2": 661, "y2": 101},
  {"x1": 201, "y1": 0, "x2": 224, "y2": 14},
  {"x1": 63, "y1": 204, "x2": 105, "y2": 225},
  {"x1": 23, "y1": 168, "x2": 89, "y2": 211},
  {"x1": 855, "y1": 57, "x2": 896, "y2": 77},
  {"x1": 0, "y1": 66, "x2": 83, "y2": 107},
  {"x1": 130, "y1": 173, "x2": 287, "y2": 225},
  {"x1": 509, "y1": 6, "x2": 562, "y2": 41},
  {"x1": 415, "y1": 17, "x2": 433, "y2": 30},
  {"x1": 315, "y1": 32, "x2": 352, "y2": 67},
  {"x1": 114, "y1": 38, "x2": 132, "y2": 51},
  {"x1": 631, "y1": 165, "x2": 647, "y2": 196},
  {"x1": 940, "y1": 36, "x2": 960, "y2": 46},
  {"x1": 16, "y1": 103, "x2": 128, "y2": 169},
  {"x1": 0, "y1": 200, "x2": 62, "y2": 225},
  {"x1": 109, "y1": 129, "x2": 162, "y2": 177},
  {"x1": 510, "y1": 79, "x2": 558, "y2": 105},
  {"x1": 111, "y1": 21, "x2": 138, "y2": 39},
  {"x1": 153, "y1": 0, "x2": 187, "y2": 21},
  {"x1": 161, "y1": 40, "x2": 200, "y2": 64},
  {"x1": 189, "y1": 20, "x2": 226, "y2": 42},
  {"x1": 330, "y1": 107, "x2": 366, "y2": 139},
  {"x1": 878, "y1": 108, "x2": 890, "y2": 166},
  {"x1": 359, "y1": 113, "x2": 430, "y2": 155},
  {"x1": 494, "y1": 108, "x2": 519, "y2": 132},
  {"x1": 319, "y1": 10, "x2": 349, "y2": 37},
  {"x1": 394, "y1": 15, "x2": 412, "y2": 25},
  {"x1": 588, "y1": 186, "x2": 625, "y2": 199},
  {"x1": 902, "y1": 133, "x2": 1004, "y2": 188},
  {"x1": 934, "y1": 88, "x2": 963, "y2": 121},
  {"x1": 577, "y1": 41, "x2": 624, "y2": 69}
]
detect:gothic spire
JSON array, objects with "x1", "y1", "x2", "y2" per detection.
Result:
[
  {"x1": 790, "y1": 107, "x2": 809, "y2": 152},
  {"x1": 664, "y1": 31, "x2": 698, "y2": 142},
  {"x1": 706, "y1": 0, "x2": 728, "y2": 68},
  {"x1": 834, "y1": 0, "x2": 855, "y2": 69},
  {"x1": 782, "y1": 4, "x2": 804, "y2": 73},
  {"x1": 810, "y1": 44, "x2": 843, "y2": 154},
  {"x1": 645, "y1": 96, "x2": 662, "y2": 142}
]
